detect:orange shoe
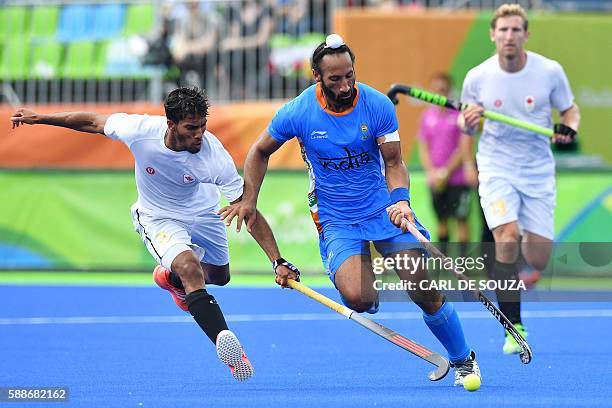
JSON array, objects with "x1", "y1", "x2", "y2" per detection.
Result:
[
  {"x1": 216, "y1": 330, "x2": 254, "y2": 381},
  {"x1": 153, "y1": 265, "x2": 188, "y2": 312}
]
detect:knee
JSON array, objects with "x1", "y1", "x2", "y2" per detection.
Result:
[
  {"x1": 341, "y1": 290, "x2": 378, "y2": 313},
  {"x1": 209, "y1": 273, "x2": 231, "y2": 286},
  {"x1": 346, "y1": 299, "x2": 377, "y2": 313},
  {"x1": 493, "y1": 226, "x2": 521, "y2": 261},
  {"x1": 496, "y1": 228, "x2": 520, "y2": 243},
  {"x1": 521, "y1": 234, "x2": 552, "y2": 271},
  {"x1": 205, "y1": 264, "x2": 231, "y2": 286},
  {"x1": 174, "y1": 261, "x2": 204, "y2": 285},
  {"x1": 525, "y1": 255, "x2": 549, "y2": 271}
]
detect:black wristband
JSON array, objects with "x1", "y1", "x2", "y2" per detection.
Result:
[
  {"x1": 272, "y1": 257, "x2": 301, "y2": 281},
  {"x1": 553, "y1": 123, "x2": 577, "y2": 139}
]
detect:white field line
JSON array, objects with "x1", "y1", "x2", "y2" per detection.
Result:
[{"x1": 0, "y1": 309, "x2": 611, "y2": 326}]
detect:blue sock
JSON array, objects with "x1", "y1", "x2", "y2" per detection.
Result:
[{"x1": 422, "y1": 301, "x2": 470, "y2": 363}]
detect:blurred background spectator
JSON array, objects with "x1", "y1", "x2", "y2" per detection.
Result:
[
  {"x1": 1, "y1": 0, "x2": 611, "y2": 105},
  {"x1": 220, "y1": 0, "x2": 274, "y2": 99},
  {"x1": 171, "y1": 1, "x2": 220, "y2": 89},
  {"x1": 417, "y1": 73, "x2": 472, "y2": 257},
  {"x1": 268, "y1": 0, "x2": 323, "y2": 98}
]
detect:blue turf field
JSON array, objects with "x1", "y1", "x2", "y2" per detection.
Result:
[{"x1": 2, "y1": 284, "x2": 612, "y2": 408}]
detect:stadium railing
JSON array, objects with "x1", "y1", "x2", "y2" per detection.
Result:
[{"x1": 0, "y1": 0, "x2": 609, "y2": 106}]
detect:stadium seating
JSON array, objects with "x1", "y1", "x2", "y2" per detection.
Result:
[
  {"x1": 123, "y1": 3, "x2": 154, "y2": 36},
  {"x1": 0, "y1": 39, "x2": 29, "y2": 80},
  {"x1": 92, "y1": 3, "x2": 126, "y2": 40},
  {"x1": 0, "y1": 6, "x2": 28, "y2": 42},
  {"x1": 31, "y1": 40, "x2": 63, "y2": 79},
  {"x1": 0, "y1": 3, "x2": 157, "y2": 80},
  {"x1": 57, "y1": 4, "x2": 95, "y2": 42},
  {"x1": 62, "y1": 41, "x2": 97, "y2": 78},
  {"x1": 30, "y1": 5, "x2": 60, "y2": 40}
]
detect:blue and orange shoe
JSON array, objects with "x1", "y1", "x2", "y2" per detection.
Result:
[
  {"x1": 216, "y1": 330, "x2": 254, "y2": 381},
  {"x1": 153, "y1": 265, "x2": 188, "y2": 312}
]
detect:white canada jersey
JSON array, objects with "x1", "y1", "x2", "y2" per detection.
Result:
[
  {"x1": 461, "y1": 51, "x2": 574, "y2": 178},
  {"x1": 104, "y1": 113, "x2": 243, "y2": 219}
]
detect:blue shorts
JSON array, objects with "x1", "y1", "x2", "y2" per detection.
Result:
[{"x1": 318, "y1": 207, "x2": 430, "y2": 285}]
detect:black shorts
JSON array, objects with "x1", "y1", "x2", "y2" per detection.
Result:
[{"x1": 431, "y1": 185, "x2": 472, "y2": 220}]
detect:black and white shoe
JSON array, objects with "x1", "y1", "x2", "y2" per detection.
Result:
[{"x1": 451, "y1": 351, "x2": 481, "y2": 386}]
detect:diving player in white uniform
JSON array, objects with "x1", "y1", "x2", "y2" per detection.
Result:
[
  {"x1": 459, "y1": 4, "x2": 580, "y2": 354},
  {"x1": 10, "y1": 87, "x2": 300, "y2": 381}
]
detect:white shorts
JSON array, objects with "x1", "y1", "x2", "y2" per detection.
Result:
[
  {"x1": 131, "y1": 205, "x2": 230, "y2": 270},
  {"x1": 478, "y1": 174, "x2": 556, "y2": 240}
]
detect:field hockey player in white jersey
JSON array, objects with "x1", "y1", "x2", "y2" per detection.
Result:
[
  {"x1": 10, "y1": 87, "x2": 300, "y2": 381},
  {"x1": 459, "y1": 4, "x2": 580, "y2": 354}
]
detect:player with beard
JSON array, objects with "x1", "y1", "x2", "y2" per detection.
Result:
[
  {"x1": 10, "y1": 87, "x2": 300, "y2": 381},
  {"x1": 220, "y1": 34, "x2": 481, "y2": 386}
]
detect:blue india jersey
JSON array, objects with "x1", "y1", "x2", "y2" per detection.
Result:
[{"x1": 268, "y1": 82, "x2": 399, "y2": 228}]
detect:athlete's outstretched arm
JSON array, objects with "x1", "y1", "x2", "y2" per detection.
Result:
[
  {"x1": 219, "y1": 132, "x2": 283, "y2": 233},
  {"x1": 379, "y1": 139, "x2": 415, "y2": 227},
  {"x1": 10, "y1": 108, "x2": 110, "y2": 135}
]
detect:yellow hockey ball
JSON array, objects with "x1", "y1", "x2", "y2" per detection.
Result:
[{"x1": 463, "y1": 374, "x2": 481, "y2": 392}]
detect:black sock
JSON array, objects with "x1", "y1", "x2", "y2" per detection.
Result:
[
  {"x1": 481, "y1": 224, "x2": 495, "y2": 271},
  {"x1": 169, "y1": 271, "x2": 184, "y2": 289},
  {"x1": 185, "y1": 289, "x2": 228, "y2": 343},
  {"x1": 492, "y1": 260, "x2": 522, "y2": 327},
  {"x1": 439, "y1": 235, "x2": 449, "y2": 256},
  {"x1": 459, "y1": 242, "x2": 469, "y2": 258}
]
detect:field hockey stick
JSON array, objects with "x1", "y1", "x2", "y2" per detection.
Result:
[
  {"x1": 387, "y1": 84, "x2": 554, "y2": 138},
  {"x1": 286, "y1": 279, "x2": 450, "y2": 381},
  {"x1": 397, "y1": 217, "x2": 533, "y2": 364}
]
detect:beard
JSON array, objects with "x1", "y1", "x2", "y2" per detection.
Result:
[
  {"x1": 174, "y1": 128, "x2": 202, "y2": 153},
  {"x1": 321, "y1": 81, "x2": 356, "y2": 110}
]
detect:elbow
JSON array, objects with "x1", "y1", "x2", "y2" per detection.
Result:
[
  {"x1": 386, "y1": 155, "x2": 405, "y2": 168},
  {"x1": 93, "y1": 115, "x2": 108, "y2": 134},
  {"x1": 93, "y1": 123, "x2": 106, "y2": 134},
  {"x1": 249, "y1": 144, "x2": 269, "y2": 164},
  {"x1": 244, "y1": 145, "x2": 269, "y2": 170},
  {"x1": 386, "y1": 159, "x2": 406, "y2": 171},
  {"x1": 251, "y1": 139, "x2": 275, "y2": 162},
  {"x1": 564, "y1": 103, "x2": 580, "y2": 116},
  {"x1": 88, "y1": 123, "x2": 105, "y2": 134}
]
